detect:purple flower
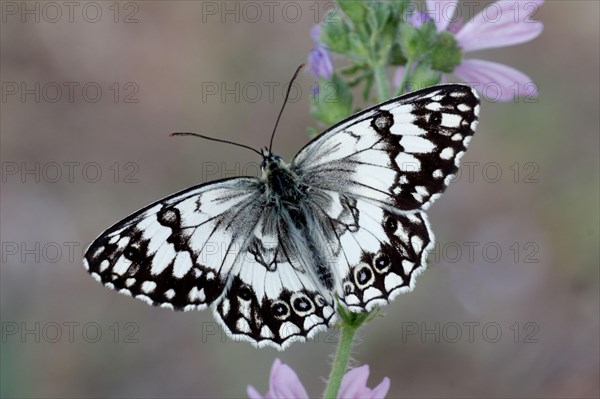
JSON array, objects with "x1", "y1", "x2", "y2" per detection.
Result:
[
  {"x1": 247, "y1": 359, "x2": 308, "y2": 399},
  {"x1": 247, "y1": 359, "x2": 390, "y2": 399},
  {"x1": 408, "y1": 11, "x2": 433, "y2": 28},
  {"x1": 307, "y1": 25, "x2": 334, "y2": 81},
  {"x1": 337, "y1": 365, "x2": 390, "y2": 399},
  {"x1": 425, "y1": 0, "x2": 544, "y2": 101}
]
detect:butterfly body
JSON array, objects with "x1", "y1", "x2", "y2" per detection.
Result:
[
  {"x1": 84, "y1": 84, "x2": 480, "y2": 349},
  {"x1": 261, "y1": 152, "x2": 303, "y2": 205},
  {"x1": 258, "y1": 150, "x2": 335, "y2": 290}
]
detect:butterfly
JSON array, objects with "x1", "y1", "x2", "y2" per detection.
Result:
[{"x1": 83, "y1": 68, "x2": 480, "y2": 350}]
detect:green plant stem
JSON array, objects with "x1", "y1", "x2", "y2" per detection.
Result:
[
  {"x1": 373, "y1": 63, "x2": 390, "y2": 102},
  {"x1": 322, "y1": 323, "x2": 358, "y2": 399},
  {"x1": 395, "y1": 59, "x2": 414, "y2": 96}
]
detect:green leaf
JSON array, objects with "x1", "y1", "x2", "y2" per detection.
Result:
[
  {"x1": 381, "y1": 0, "x2": 408, "y2": 40},
  {"x1": 338, "y1": 0, "x2": 367, "y2": 25},
  {"x1": 398, "y1": 23, "x2": 418, "y2": 60},
  {"x1": 366, "y1": 6, "x2": 378, "y2": 35},
  {"x1": 389, "y1": 42, "x2": 407, "y2": 65},
  {"x1": 406, "y1": 62, "x2": 442, "y2": 91},
  {"x1": 348, "y1": 32, "x2": 369, "y2": 60},
  {"x1": 375, "y1": 2, "x2": 393, "y2": 29},
  {"x1": 339, "y1": 63, "x2": 366, "y2": 76},
  {"x1": 320, "y1": 11, "x2": 350, "y2": 53},
  {"x1": 336, "y1": 303, "x2": 373, "y2": 328},
  {"x1": 310, "y1": 74, "x2": 353, "y2": 125},
  {"x1": 388, "y1": 0, "x2": 410, "y2": 17},
  {"x1": 365, "y1": 1, "x2": 391, "y2": 36},
  {"x1": 347, "y1": 73, "x2": 366, "y2": 88},
  {"x1": 381, "y1": 8, "x2": 399, "y2": 44},
  {"x1": 398, "y1": 20, "x2": 437, "y2": 61}
]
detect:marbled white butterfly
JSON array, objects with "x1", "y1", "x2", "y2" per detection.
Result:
[{"x1": 83, "y1": 69, "x2": 480, "y2": 350}]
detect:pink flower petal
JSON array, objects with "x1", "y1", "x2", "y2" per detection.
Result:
[
  {"x1": 368, "y1": 377, "x2": 391, "y2": 399},
  {"x1": 426, "y1": 0, "x2": 459, "y2": 32},
  {"x1": 338, "y1": 364, "x2": 378, "y2": 399},
  {"x1": 456, "y1": 0, "x2": 544, "y2": 52},
  {"x1": 269, "y1": 359, "x2": 309, "y2": 399},
  {"x1": 247, "y1": 385, "x2": 264, "y2": 399},
  {"x1": 338, "y1": 365, "x2": 391, "y2": 399},
  {"x1": 454, "y1": 59, "x2": 538, "y2": 102},
  {"x1": 446, "y1": 16, "x2": 463, "y2": 34},
  {"x1": 338, "y1": 365, "x2": 371, "y2": 398}
]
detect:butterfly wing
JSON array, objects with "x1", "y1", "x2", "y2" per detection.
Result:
[
  {"x1": 292, "y1": 84, "x2": 480, "y2": 211},
  {"x1": 84, "y1": 84, "x2": 480, "y2": 348},
  {"x1": 213, "y1": 262, "x2": 336, "y2": 349},
  {"x1": 212, "y1": 201, "x2": 339, "y2": 349},
  {"x1": 292, "y1": 84, "x2": 480, "y2": 311},
  {"x1": 312, "y1": 193, "x2": 434, "y2": 312},
  {"x1": 84, "y1": 176, "x2": 337, "y2": 349},
  {"x1": 83, "y1": 177, "x2": 265, "y2": 311},
  {"x1": 335, "y1": 204, "x2": 432, "y2": 312}
]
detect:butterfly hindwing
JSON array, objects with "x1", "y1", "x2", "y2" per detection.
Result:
[
  {"x1": 212, "y1": 196, "x2": 341, "y2": 348},
  {"x1": 303, "y1": 188, "x2": 433, "y2": 312},
  {"x1": 214, "y1": 264, "x2": 336, "y2": 349},
  {"x1": 334, "y1": 199, "x2": 433, "y2": 312}
]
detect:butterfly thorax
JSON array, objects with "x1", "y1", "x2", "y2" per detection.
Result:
[{"x1": 261, "y1": 154, "x2": 304, "y2": 204}]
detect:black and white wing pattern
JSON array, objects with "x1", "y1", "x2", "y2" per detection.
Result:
[
  {"x1": 293, "y1": 84, "x2": 479, "y2": 211},
  {"x1": 84, "y1": 177, "x2": 337, "y2": 349},
  {"x1": 84, "y1": 84, "x2": 480, "y2": 350},
  {"x1": 213, "y1": 260, "x2": 336, "y2": 348},
  {"x1": 292, "y1": 84, "x2": 480, "y2": 312},
  {"x1": 84, "y1": 177, "x2": 263, "y2": 310}
]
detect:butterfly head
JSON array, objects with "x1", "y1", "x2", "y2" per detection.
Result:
[
  {"x1": 260, "y1": 148, "x2": 284, "y2": 172},
  {"x1": 259, "y1": 147, "x2": 299, "y2": 199}
]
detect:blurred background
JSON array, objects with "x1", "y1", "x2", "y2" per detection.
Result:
[{"x1": 1, "y1": 1, "x2": 598, "y2": 398}]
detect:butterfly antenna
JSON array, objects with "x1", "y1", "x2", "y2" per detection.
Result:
[
  {"x1": 170, "y1": 132, "x2": 262, "y2": 156},
  {"x1": 268, "y1": 64, "x2": 304, "y2": 153}
]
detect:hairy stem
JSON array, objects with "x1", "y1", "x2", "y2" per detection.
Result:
[
  {"x1": 323, "y1": 306, "x2": 372, "y2": 399},
  {"x1": 323, "y1": 324, "x2": 357, "y2": 399}
]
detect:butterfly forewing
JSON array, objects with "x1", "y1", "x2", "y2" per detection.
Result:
[
  {"x1": 290, "y1": 84, "x2": 479, "y2": 315},
  {"x1": 84, "y1": 177, "x2": 263, "y2": 310},
  {"x1": 292, "y1": 84, "x2": 480, "y2": 210},
  {"x1": 83, "y1": 84, "x2": 480, "y2": 350}
]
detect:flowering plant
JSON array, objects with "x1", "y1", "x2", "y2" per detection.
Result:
[
  {"x1": 308, "y1": 0, "x2": 543, "y2": 129},
  {"x1": 248, "y1": 359, "x2": 389, "y2": 399},
  {"x1": 249, "y1": 1, "x2": 543, "y2": 398}
]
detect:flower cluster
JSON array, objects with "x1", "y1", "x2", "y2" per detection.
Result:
[
  {"x1": 248, "y1": 359, "x2": 390, "y2": 399},
  {"x1": 307, "y1": 0, "x2": 544, "y2": 127},
  {"x1": 426, "y1": 0, "x2": 544, "y2": 101}
]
